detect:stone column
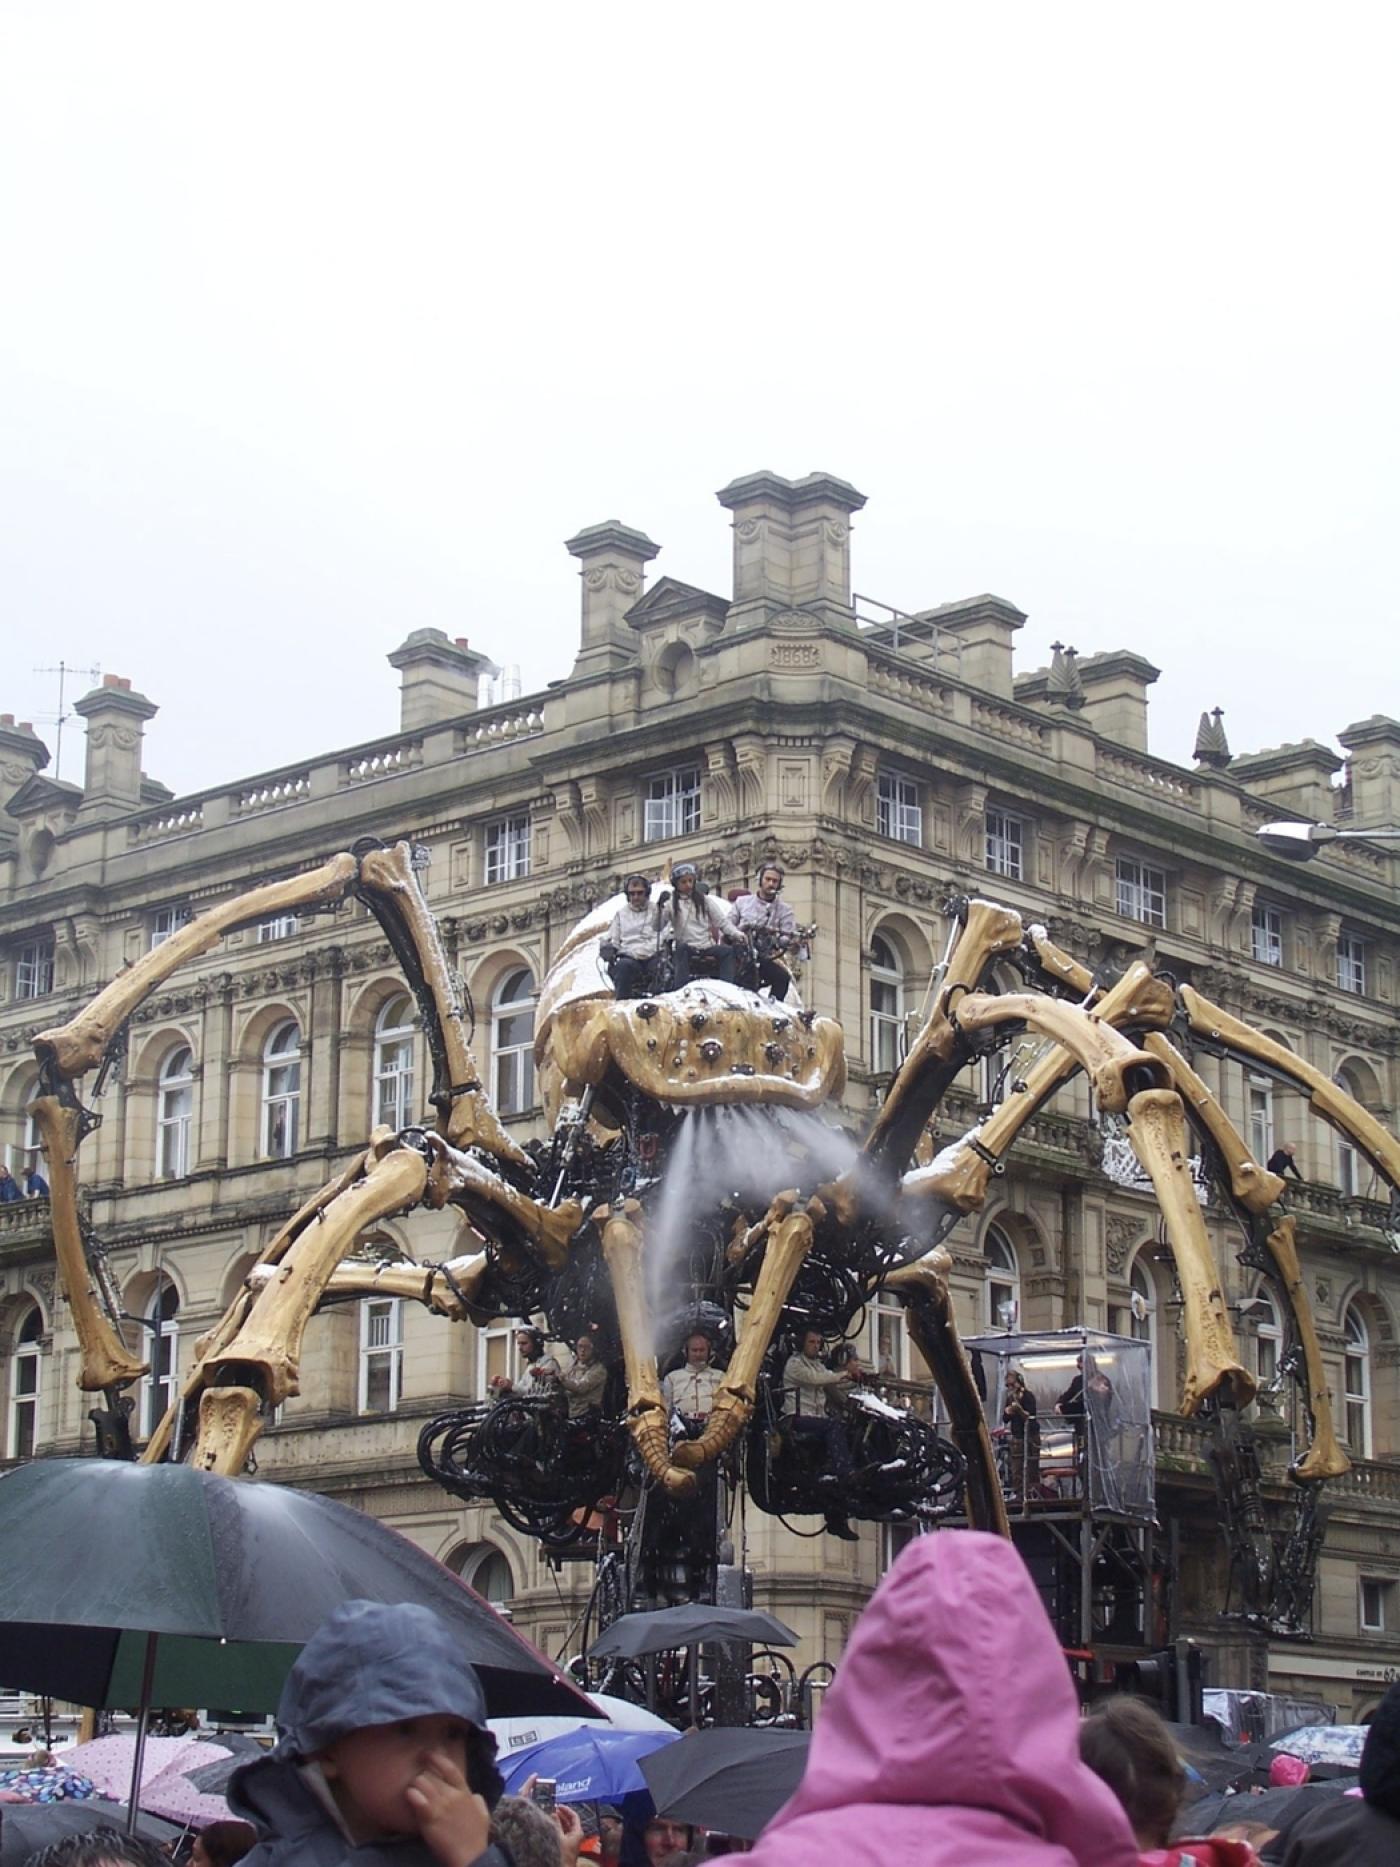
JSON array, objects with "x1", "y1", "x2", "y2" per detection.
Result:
[
  {"x1": 307, "y1": 954, "x2": 345, "y2": 1150},
  {"x1": 565, "y1": 522, "x2": 660, "y2": 677},
  {"x1": 200, "y1": 976, "x2": 234, "y2": 1171}
]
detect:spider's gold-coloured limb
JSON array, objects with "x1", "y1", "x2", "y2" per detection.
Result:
[
  {"x1": 33, "y1": 853, "x2": 360, "y2": 1084},
  {"x1": 1140, "y1": 1034, "x2": 1286, "y2": 1214},
  {"x1": 673, "y1": 1195, "x2": 822, "y2": 1473},
  {"x1": 883, "y1": 1246, "x2": 1009, "y2": 1538},
  {"x1": 863, "y1": 898, "x2": 1026, "y2": 1170},
  {"x1": 1124, "y1": 1088, "x2": 1255, "y2": 1412},
  {"x1": 355, "y1": 842, "x2": 527, "y2": 1167},
  {"x1": 1180, "y1": 985, "x2": 1400, "y2": 1193},
  {"x1": 424, "y1": 1134, "x2": 582, "y2": 1272},
  {"x1": 322, "y1": 1249, "x2": 491, "y2": 1317},
  {"x1": 187, "y1": 1144, "x2": 430, "y2": 1473},
  {"x1": 1263, "y1": 1215, "x2": 1350, "y2": 1481},
  {"x1": 951, "y1": 990, "x2": 1169, "y2": 1113},
  {"x1": 598, "y1": 1201, "x2": 692, "y2": 1496},
  {"x1": 29, "y1": 1095, "x2": 148, "y2": 1393},
  {"x1": 907, "y1": 963, "x2": 1175, "y2": 1220}
]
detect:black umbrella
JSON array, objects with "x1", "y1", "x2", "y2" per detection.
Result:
[
  {"x1": 0, "y1": 1461, "x2": 598, "y2": 1828},
  {"x1": 0, "y1": 1800, "x2": 183, "y2": 1865},
  {"x1": 588, "y1": 1605, "x2": 798, "y2": 1661},
  {"x1": 1182, "y1": 1777, "x2": 1353, "y2": 1839},
  {"x1": 640, "y1": 1728, "x2": 810, "y2": 1838}
]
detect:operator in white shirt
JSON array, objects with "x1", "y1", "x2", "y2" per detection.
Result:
[{"x1": 662, "y1": 1331, "x2": 723, "y2": 1424}]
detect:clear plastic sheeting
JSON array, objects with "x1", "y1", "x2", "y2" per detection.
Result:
[
  {"x1": 963, "y1": 1327, "x2": 1156, "y2": 1522},
  {"x1": 1202, "y1": 1688, "x2": 1335, "y2": 1745}
]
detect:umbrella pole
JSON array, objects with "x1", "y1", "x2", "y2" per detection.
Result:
[
  {"x1": 126, "y1": 1631, "x2": 160, "y2": 1837},
  {"x1": 687, "y1": 1646, "x2": 698, "y2": 1729}
]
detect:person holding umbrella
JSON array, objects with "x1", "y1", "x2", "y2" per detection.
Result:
[{"x1": 228, "y1": 1599, "x2": 511, "y2": 1867}]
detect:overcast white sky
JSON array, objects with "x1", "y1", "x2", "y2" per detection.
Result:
[{"x1": 2, "y1": 3, "x2": 1396, "y2": 798}]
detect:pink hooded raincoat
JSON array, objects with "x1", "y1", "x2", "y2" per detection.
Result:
[{"x1": 710, "y1": 1530, "x2": 1139, "y2": 1867}]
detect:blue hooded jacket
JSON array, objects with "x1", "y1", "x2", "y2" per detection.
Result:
[{"x1": 230, "y1": 1600, "x2": 510, "y2": 1867}]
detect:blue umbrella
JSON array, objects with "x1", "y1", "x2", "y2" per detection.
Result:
[{"x1": 500, "y1": 1728, "x2": 679, "y2": 1803}]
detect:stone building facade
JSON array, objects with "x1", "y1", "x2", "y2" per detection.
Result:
[{"x1": 2, "y1": 469, "x2": 1398, "y2": 1715}]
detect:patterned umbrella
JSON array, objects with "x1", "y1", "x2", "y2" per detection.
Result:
[
  {"x1": 139, "y1": 1753, "x2": 235, "y2": 1827},
  {"x1": 499, "y1": 1729, "x2": 679, "y2": 1803},
  {"x1": 1270, "y1": 1724, "x2": 1369, "y2": 1767},
  {"x1": 66, "y1": 1735, "x2": 218, "y2": 1802},
  {"x1": 0, "y1": 1764, "x2": 97, "y2": 1803}
]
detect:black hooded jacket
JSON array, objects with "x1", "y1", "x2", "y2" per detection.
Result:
[{"x1": 229, "y1": 1600, "x2": 510, "y2": 1867}]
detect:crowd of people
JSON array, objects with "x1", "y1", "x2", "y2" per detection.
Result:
[
  {"x1": 5, "y1": 1539, "x2": 1397, "y2": 1867},
  {"x1": 0, "y1": 1160, "x2": 48, "y2": 1201}
]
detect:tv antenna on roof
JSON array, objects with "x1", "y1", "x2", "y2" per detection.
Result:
[{"x1": 31, "y1": 660, "x2": 102, "y2": 783}]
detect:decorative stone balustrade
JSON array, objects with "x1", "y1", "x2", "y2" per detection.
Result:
[{"x1": 1096, "y1": 746, "x2": 1200, "y2": 805}]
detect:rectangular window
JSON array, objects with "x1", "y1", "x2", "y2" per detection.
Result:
[
  {"x1": 477, "y1": 1324, "x2": 514, "y2": 1401},
  {"x1": 258, "y1": 914, "x2": 300, "y2": 944},
  {"x1": 1250, "y1": 904, "x2": 1283, "y2": 968},
  {"x1": 1337, "y1": 932, "x2": 1366, "y2": 996},
  {"x1": 14, "y1": 940, "x2": 55, "y2": 1000},
  {"x1": 1115, "y1": 857, "x2": 1166, "y2": 928},
  {"x1": 643, "y1": 767, "x2": 701, "y2": 844},
  {"x1": 149, "y1": 905, "x2": 191, "y2": 951},
  {"x1": 876, "y1": 772, "x2": 921, "y2": 846},
  {"x1": 1360, "y1": 1577, "x2": 1394, "y2": 1633},
  {"x1": 985, "y1": 808, "x2": 1024, "y2": 880},
  {"x1": 1248, "y1": 1078, "x2": 1274, "y2": 1164},
  {"x1": 359, "y1": 1298, "x2": 403, "y2": 1413},
  {"x1": 484, "y1": 814, "x2": 531, "y2": 884},
  {"x1": 7, "y1": 1351, "x2": 39, "y2": 1460}
]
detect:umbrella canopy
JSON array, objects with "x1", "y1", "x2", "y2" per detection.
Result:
[
  {"x1": 588, "y1": 1605, "x2": 798, "y2": 1661},
  {"x1": 139, "y1": 1754, "x2": 236, "y2": 1828},
  {"x1": 1270, "y1": 1723, "x2": 1369, "y2": 1767},
  {"x1": 491, "y1": 1693, "x2": 678, "y2": 1754},
  {"x1": 1183, "y1": 1778, "x2": 1354, "y2": 1838},
  {"x1": 0, "y1": 1800, "x2": 182, "y2": 1864},
  {"x1": 640, "y1": 1727, "x2": 811, "y2": 1838},
  {"x1": 0, "y1": 1764, "x2": 98, "y2": 1803},
  {"x1": 499, "y1": 1728, "x2": 679, "y2": 1803},
  {"x1": 0, "y1": 1459, "x2": 593, "y2": 1721},
  {"x1": 66, "y1": 1734, "x2": 224, "y2": 1803}
]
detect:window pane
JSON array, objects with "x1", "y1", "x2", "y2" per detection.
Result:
[{"x1": 986, "y1": 810, "x2": 1023, "y2": 880}]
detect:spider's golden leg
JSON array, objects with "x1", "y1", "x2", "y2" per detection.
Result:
[{"x1": 597, "y1": 1201, "x2": 694, "y2": 1497}]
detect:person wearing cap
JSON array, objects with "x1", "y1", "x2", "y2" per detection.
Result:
[{"x1": 669, "y1": 864, "x2": 744, "y2": 988}]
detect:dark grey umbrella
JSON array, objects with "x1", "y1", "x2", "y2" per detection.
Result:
[
  {"x1": 0, "y1": 1460, "x2": 598, "y2": 1830},
  {"x1": 640, "y1": 1728, "x2": 810, "y2": 1838},
  {"x1": 0, "y1": 1800, "x2": 182, "y2": 1865},
  {"x1": 1182, "y1": 1777, "x2": 1352, "y2": 1839},
  {"x1": 588, "y1": 1605, "x2": 797, "y2": 1660}
]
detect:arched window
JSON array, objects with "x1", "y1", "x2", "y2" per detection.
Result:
[
  {"x1": 450, "y1": 1543, "x2": 514, "y2": 1610},
  {"x1": 156, "y1": 1046, "x2": 194, "y2": 1180},
  {"x1": 141, "y1": 1277, "x2": 179, "y2": 1437},
  {"x1": 1344, "y1": 1306, "x2": 1372, "y2": 1458},
  {"x1": 869, "y1": 937, "x2": 904, "y2": 1077},
  {"x1": 491, "y1": 970, "x2": 536, "y2": 1117},
  {"x1": 1334, "y1": 1065, "x2": 1376, "y2": 1198},
  {"x1": 6, "y1": 1305, "x2": 42, "y2": 1458},
  {"x1": 1247, "y1": 1075, "x2": 1274, "y2": 1164},
  {"x1": 261, "y1": 1021, "x2": 302, "y2": 1160},
  {"x1": 372, "y1": 995, "x2": 416, "y2": 1131},
  {"x1": 1252, "y1": 1286, "x2": 1282, "y2": 1389},
  {"x1": 1129, "y1": 1259, "x2": 1158, "y2": 1399},
  {"x1": 984, "y1": 1225, "x2": 1020, "y2": 1331}
]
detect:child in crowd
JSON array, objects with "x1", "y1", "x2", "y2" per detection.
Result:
[
  {"x1": 229, "y1": 1599, "x2": 509, "y2": 1867},
  {"x1": 1079, "y1": 1697, "x2": 1261, "y2": 1865}
]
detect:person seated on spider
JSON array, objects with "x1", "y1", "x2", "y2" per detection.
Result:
[
  {"x1": 669, "y1": 862, "x2": 747, "y2": 988},
  {"x1": 733, "y1": 863, "x2": 800, "y2": 999},
  {"x1": 781, "y1": 1327, "x2": 859, "y2": 1541},
  {"x1": 661, "y1": 1330, "x2": 723, "y2": 1436},
  {"x1": 601, "y1": 873, "x2": 671, "y2": 999},
  {"x1": 559, "y1": 1330, "x2": 608, "y2": 1428},
  {"x1": 488, "y1": 1327, "x2": 562, "y2": 1404}
]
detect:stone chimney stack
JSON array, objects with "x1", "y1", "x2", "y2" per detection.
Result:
[
  {"x1": 388, "y1": 629, "x2": 494, "y2": 731},
  {"x1": 565, "y1": 522, "x2": 661, "y2": 676},
  {"x1": 1231, "y1": 740, "x2": 1344, "y2": 823},
  {"x1": 716, "y1": 470, "x2": 867, "y2": 629},
  {"x1": 1073, "y1": 651, "x2": 1160, "y2": 754},
  {"x1": 1337, "y1": 716, "x2": 1400, "y2": 828},
  {"x1": 0, "y1": 715, "x2": 50, "y2": 804},
  {"x1": 73, "y1": 675, "x2": 158, "y2": 815}
]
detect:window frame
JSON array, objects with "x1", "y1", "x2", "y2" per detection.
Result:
[
  {"x1": 1343, "y1": 1305, "x2": 1372, "y2": 1458},
  {"x1": 372, "y1": 995, "x2": 417, "y2": 1131},
  {"x1": 149, "y1": 905, "x2": 192, "y2": 951},
  {"x1": 985, "y1": 807, "x2": 1024, "y2": 881},
  {"x1": 875, "y1": 771, "x2": 922, "y2": 847},
  {"x1": 156, "y1": 1045, "x2": 195, "y2": 1180},
  {"x1": 643, "y1": 766, "x2": 701, "y2": 845},
  {"x1": 139, "y1": 1277, "x2": 180, "y2": 1438},
  {"x1": 1360, "y1": 1576, "x2": 1394, "y2": 1635},
  {"x1": 14, "y1": 938, "x2": 55, "y2": 1001},
  {"x1": 984, "y1": 1225, "x2": 1020, "y2": 1332},
  {"x1": 6, "y1": 1305, "x2": 42, "y2": 1460},
  {"x1": 491, "y1": 968, "x2": 537, "y2": 1117},
  {"x1": 261, "y1": 1020, "x2": 302, "y2": 1160},
  {"x1": 1114, "y1": 856, "x2": 1167, "y2": 929},
  {"x1": 358, "y1": 1296, "x2": 404, "y2": 1414},
  {"x1": 1337, "y1": 931, "x2": 1367, "y2": 996},
  {"x1": 868, "y1": 936, "x2": 905, "y2": 1076},
  {"x1": 258, "y1": 913, "x2": 300, "y2": 944},
  {"x1": 484, "y1": 813, "x2": 532, "y2": 885},
  {"x1": 1247, "y1": 1075, "x2": 1275, "y2": 1165},
  {"x1": 1250, "y1": 903, "x2": 1283, "y2": 968}
]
